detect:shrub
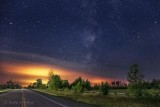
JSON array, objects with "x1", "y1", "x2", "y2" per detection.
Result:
[
  {"x1": 99, "y1": 81, "x2": 109, "y2": 95},
  {"x1": 128, "y1": 83, "x2": 143, "y2": 97},
  {"x1": 64, "y1": 87, "x2": 69, "y2": 93}
]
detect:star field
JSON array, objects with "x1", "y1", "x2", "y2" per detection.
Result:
[{"x1": 0, "y1": 0, "x2": 160, "y2": 82}]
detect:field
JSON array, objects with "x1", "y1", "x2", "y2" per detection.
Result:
[{"x1": 34, "y1": 89, "x2": 160, "y2": 107}]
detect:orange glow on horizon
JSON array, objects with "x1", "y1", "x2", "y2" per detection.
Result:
[{"x1": 0, "y1": 61, "x2": 113, "y2": 87}]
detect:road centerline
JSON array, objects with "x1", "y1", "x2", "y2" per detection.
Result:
[{"x1": 21, "y1": 89, "x2": 27, "y2": 107}]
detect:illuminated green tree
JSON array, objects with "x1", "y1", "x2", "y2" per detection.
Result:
[{"x1": 48, "y1": 74, "x2": 62, "y2": 90}]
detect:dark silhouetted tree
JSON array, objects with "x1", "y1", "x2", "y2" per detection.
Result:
[
  {"x1": 127, "y1": 64, "x2": 144, "y2": 97},
  {"x1": 92, "y1": 84, "x2": 100, "y2": 90},
  {"x1": 151, "y1": 79, "x2": 160, "y2": 89},
  {"x1": 83, "y1": 79, "x2": 91, "y2": 91},
  {"x1": 36, "y1": 79, "x2": 42, "y2": 88},
  {"x1": 6, "y1": 80, "x2": 14, "y2": 89},
  {"x1": 127, "y1": 64, "x2": 144, "y2": 84}
]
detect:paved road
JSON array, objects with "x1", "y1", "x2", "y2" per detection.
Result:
[{"x1": 0, "y1": 89, "x2": 96, "y2": 107}]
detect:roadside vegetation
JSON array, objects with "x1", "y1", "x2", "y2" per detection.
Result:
[
  {"x1": 0, "y1": 80, "x2": 22, "y2": 90},
  {"x1": 26, "y1": 64, "x2": 160, "y2": 107},
  {"x1": 0, "y1": 80, "x2": 22, "y2": 94}
]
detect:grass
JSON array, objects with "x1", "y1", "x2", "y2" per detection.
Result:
[
  {"x1": 0, "y1": 89, "x2": 10, "y2": 93},
  {"x1": 109, "y1": 89, "x2": 127, "y2": 93},
  {"x1": 34, "y1": 89, "x2": 160, "y2": 107}
]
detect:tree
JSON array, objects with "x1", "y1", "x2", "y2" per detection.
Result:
[
  {"x1": 48, "y1": 69, "x2": 54, "y2": 80},
  {"x1": 71, "y1": 77, "x2": 92, "y2": 92},
  {"x1": 70, "y1": 77, "x2": 83, "y2": 87},
  {"x1": 27, "y1": 84, "x2": 33, "y2": 89},
  {"x1": 48, "y1": 74, "x2": 62, "y2": 90},
  {"x1": 83, "y1": 79, "x2": 91, "y2": 91},
  {"x1": 92, "y1": 84, "x2": 100, "y2": 90},
  {"x1": 6, "y1": 80, "x2": 14, "y2": 89},
  {"x1": 36, "y1": 79, "x2": 43, "y2": 88},
  {"x1": 127, "y1": 64, "x2": 144, "y2": 96},
  {"x1": 127, "y1": 64, "x2": 144, "y2": 84},
  {"x1": 33, "y1": 82, "x2": 36, "y2": 88},
  {"x1": 99, "y1": 81, "x2": 109, "y2": 95},
  {"x1": 72, "y1": 81, "x2": 83, "y2": 93},
  {"x1": 151, "y1": 79, "x2": 160, "y2": 89},
  {"x1": 14, "y1": 84, "x2": 22, "y2": 89},
  {"x1": 71, "y1": 77, "x2": 87, "y2": 93},
  {"x1": 4, "y1": 80, "x2": 22, "y2": 89},
  {"x1": 41, "y1": 84, "x2": 47, "y2": 89},
  {"x1": 61, "y1": 80, "x2": 70, "y2": 89}
]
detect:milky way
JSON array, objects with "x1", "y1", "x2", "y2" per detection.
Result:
[{"x1": 0, "y1": 0, "x2": 160, "y2": 85}]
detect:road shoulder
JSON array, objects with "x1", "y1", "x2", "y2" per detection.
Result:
[{"x1": 32, "y1": 89, "x2": 97, "y2": 107}]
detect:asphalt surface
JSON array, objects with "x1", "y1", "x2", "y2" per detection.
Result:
[{"x1": 0, "y1": 89, "x2": 96, "y2": 107}]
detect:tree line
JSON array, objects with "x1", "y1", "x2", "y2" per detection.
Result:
[
  {"x1": 0, "y1": 80, "x2": 22, "y2": 89},
  {"x1": 1, "y1": 64, "x2": 160, "y2": 97},
  {"x1": 27, "y1": 70, "x2": 110, "y2": 95},
  {"x1": 27, "y1": 64, "x2": 160, "y2": 97}
]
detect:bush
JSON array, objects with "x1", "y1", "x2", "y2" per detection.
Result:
[
  {"x1": 142, "y1": 90, "x2": 160, "y2": 101},
  {"x1": 128, "y1": 82, "x2": 144, "y2": 97},
  {"x1": 40, "y1": 84, "x2": 47, "y2": 89},
  {"x1": 99, "y1": 81, "x2": 109, "y2": 95},
  {"x1": 64, "y1": 87, "x2": 69, "y2": 93}
]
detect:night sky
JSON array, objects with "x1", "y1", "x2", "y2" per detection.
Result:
[{"x1": 0, "y1": 0, "x2": 160, "y2": 86}]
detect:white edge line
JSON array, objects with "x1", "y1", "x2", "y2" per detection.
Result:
[{"x1": 32, "y1": 90, "x2": 68, "y2": 107}]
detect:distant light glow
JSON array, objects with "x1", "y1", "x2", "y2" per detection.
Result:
[{"x1": 0, "y1": 61, "x2": 113, "y2": 86}]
